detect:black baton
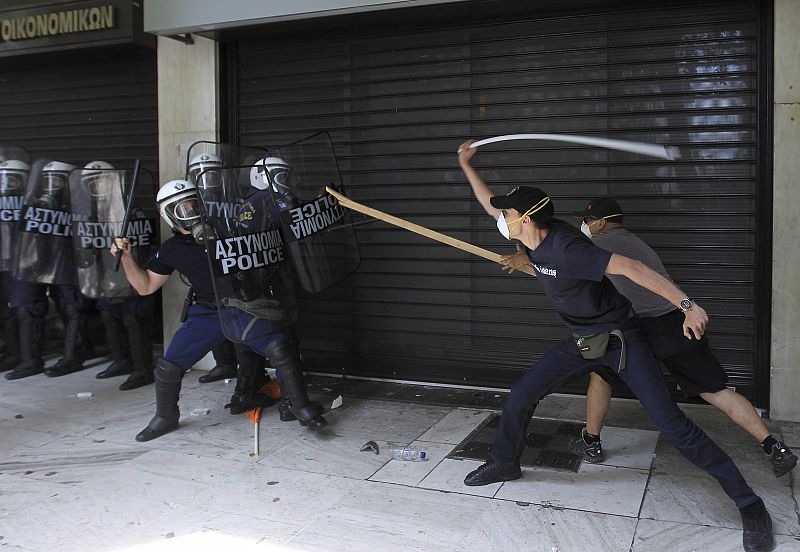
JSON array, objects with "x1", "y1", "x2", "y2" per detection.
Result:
[{"x1": 112, "y1": 159, "x2": 141, "y2": 272}]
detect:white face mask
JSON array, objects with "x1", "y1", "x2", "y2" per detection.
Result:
[
  {"x1": 581, "y1": 213, "x2": 622, "y2": 239},
  {"x1": 497, "y1": 213, "x2": 511, "y2": 240},
  {"x1": 580, "y1": 220, "x2": 593, "y2": 238}
]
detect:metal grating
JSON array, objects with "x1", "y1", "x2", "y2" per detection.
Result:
[{"x1": 448, "y1": 414, "x2": 584, "y2": 473}]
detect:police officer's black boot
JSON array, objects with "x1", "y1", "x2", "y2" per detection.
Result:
[
  {"x1": 5, "y1": 308, "x2": 44, "y2": 380},
  {"x1": 95, "y1": 310, "x2": 132, "y2": 379},
  {"x1": 265, "y1": 338, "x2": 327, "y2": 431},
  {"x1": 46, "y1": 295, "x2": 85, "y2": 377},
  {"x1": 135, "y1": 359, "x2": 182, "y2": 442},
  {"x1": 226, "y1": 346, "x2": 275, "y2": 414},
  {"x1": 0, "y1": 314, "x2": 19, "y2": 373},
  {"x1": 119, "y1": 312, "x2": 154, "y2": 391},
  {"x1": 199, "y1": 340, "x2": 238, "y2": 383}
]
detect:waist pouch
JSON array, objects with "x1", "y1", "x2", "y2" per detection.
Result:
[{"x1": 574, "y1": 329, "x2": 627, "y2": 373}]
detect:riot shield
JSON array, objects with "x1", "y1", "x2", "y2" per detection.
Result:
[
  {"x1": 196, "y1": 164, "x2": 298, "y2": 343},
  {"x1": 12, "y1": 159, "x2": 78, "y2": 285},
  {"x1": 185, "y1": 141, "x2": 268, "y2": 191},
  {"x1": 0, "y1": 146, "x2": 31, "y2": 272},
  {"x1": 69, "y1": 167, "x2": 158, "y2": 299},
  {"x1": 265, "y1": 131, "x2": 360, "y2": 293}
]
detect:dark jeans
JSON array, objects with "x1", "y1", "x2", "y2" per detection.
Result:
[{"x1": 491, "y1": 318, "x2": 758, "y2": 508}]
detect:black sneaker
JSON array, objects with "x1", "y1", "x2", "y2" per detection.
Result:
[
  {"x1": 767, "y1": 440, "x2": 797, "y2": 477},
  {"x1": 463, "y1": 461, "x2": 521, "y2": 486},
  {"x1": 739, "y1": 498, "x2": 773, "y2": 552},
  {"x1": 568, "y1": 429, "x2": 604, "y2": 463}
]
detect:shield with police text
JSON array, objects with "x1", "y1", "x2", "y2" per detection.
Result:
[
  {"x1": 264, "y1": 131, "x2": 360, "y2": 293},
  {"x1": 0, "y1": 146, "x2": 31, "y2": 272},
  {"x1": 196, "y1": 164, "x2": 298, "y2": 343},
  {"x1": 69, "y1": 167, "x2": 158, "y2": 299},
  {"x1": 12, "y1": 159, "x2": 78, "y2": 285}
]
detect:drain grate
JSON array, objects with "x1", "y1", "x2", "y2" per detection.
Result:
[{"x1": 448, "y1": 414, "x2": 584, "y2": 473}]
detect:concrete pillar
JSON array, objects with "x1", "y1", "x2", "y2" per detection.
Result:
[
  {"x1": 156, "y1": 34, "x2": 219, "y2": 371},
  {"x1": 770, "y1": 0, "x2": 800, "y2": 421}
]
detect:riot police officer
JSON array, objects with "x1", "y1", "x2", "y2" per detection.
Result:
[
  {"x1": 112, "y1": 179, "x2": 327, "y2": 442},
  {"x1": 0, "y1": 159, "x2": 29, "y2": 373},
  {"x1": 6, "y1": 160, "x2": 89, "y2": 379}
]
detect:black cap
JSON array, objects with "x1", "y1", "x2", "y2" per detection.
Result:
[
  {"x1": 489, "y1": 186, "x2": 554, "y2": 222},
  {"x1": 572, "y1": 197, "x2": 624, "y2": 223}
]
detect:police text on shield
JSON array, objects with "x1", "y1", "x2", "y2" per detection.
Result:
[{"x1": 215, "y1": 228, "x2": 285, "y2": 275}]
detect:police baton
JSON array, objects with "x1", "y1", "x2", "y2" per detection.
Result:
[
  {"x1": 325, "y1": 186, "x2": 537, "y2": 277},
  {"x1": 112, "y1": 159, "x2": 141, "y2": 272}
]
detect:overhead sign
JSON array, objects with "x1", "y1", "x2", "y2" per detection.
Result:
[
  {"x1": 1, "y1": 5, "x2": 115, "y2": 42},
  {"x1": 0, "y1": 0, "x2": 153, "y2": 56}
]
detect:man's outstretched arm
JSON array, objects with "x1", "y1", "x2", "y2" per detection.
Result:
[
  {"x1": 458, "y1": 139, "x2": 501, "y2": 220},
  {"x1": 606, "y1": 253, "x2": 707, "y2": 340},
  {"x1": 110, "y1": 237, "x2": 170, "y2": 296}
]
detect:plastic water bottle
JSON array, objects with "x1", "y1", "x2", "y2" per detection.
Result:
[{"x1": 389, "y1": 446, "x2": 427, "y2": 461}]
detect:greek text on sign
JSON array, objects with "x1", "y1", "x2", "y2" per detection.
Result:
[
  {"x1": 214, "y1": 228, "x2": 285, "y2": 275},
  {"x1": 289, "y1": 193, "x2": 345, "y2": 240},
  {"x1": 22, "y1": 206, "x2": 71, "y2": 236},
  {"x1": 75, "y1": 219, "x2": 156, "y2": 249},
  {"x1": 0, "y1": 195, "x2": 24, "y2": 221}
]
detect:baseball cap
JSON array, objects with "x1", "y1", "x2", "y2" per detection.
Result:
[
  {"x1": 489, "y1": 186, "x2": 554, "y2": 223},
  {"x1": 572, "y1": 197, "x2": 624, "y2": 222}
]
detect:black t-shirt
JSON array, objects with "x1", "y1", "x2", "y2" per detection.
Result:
[
  {"x1": 147, "y1": 233, "x2": 215, "y2": 303},
  {"x1": 527, "y1": 219, "x2": 631, "y2": 335}
]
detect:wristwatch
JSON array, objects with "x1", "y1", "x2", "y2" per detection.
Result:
[{"x1": 679, "y1": 298, "x2": 693, "y2": 312}]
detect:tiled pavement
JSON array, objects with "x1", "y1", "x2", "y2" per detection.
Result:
[{"x1": 1, "y1": 357, "x2": 799, "y2": 551}]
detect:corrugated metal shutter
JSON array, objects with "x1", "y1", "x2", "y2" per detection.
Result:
[
  {"x1": 0, "y1": 45, "x2": 158, "y2": 175},
  {"x1": 229, "y1": 0, "x2": 768, "y2": 402}
]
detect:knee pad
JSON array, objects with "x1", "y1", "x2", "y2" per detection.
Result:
[{"x1": 155, "y1": 358, "x2": 184, "y2": 384}]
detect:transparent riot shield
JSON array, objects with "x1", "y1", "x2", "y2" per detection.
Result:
[
  {"x1": 265, "y1": 131, "x2": 360, "y2": 293},
  {"x1": 196, "y1": 165, "x2": 298, "y2": 343},
  {"x1": 185, "y1": 141, "x2": 268, "y2": 190},
  {"x1": 0, "y1": 146, "x2": 31, "y2": 272},
  {"x1": 69, "y1": 167, "x2": 158, "y2": 299},
  {"x1": 12, "y1": 159, "x2": 78, "y2": 285}
]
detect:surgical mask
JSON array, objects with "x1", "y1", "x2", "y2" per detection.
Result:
[
  {"x1": 497, "y1": 213, "x2": 511, "y2": 240},
  {"x1": 581, "y1": 214, "x2": 622, "y2": 238}
]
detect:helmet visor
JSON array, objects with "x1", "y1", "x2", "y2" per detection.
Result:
[
  {"x1": 0, "y1": 172, "x2": 24, "y2": 194},
  {"x1": 40, "y1": 172, "x2": 67, "y2": 195},
  {"x1": 193, "y1": 169, "x2": 223, "y2": 191},
  {"x1": 173, "y1": 197, "x2": 201, "y2": 228},
  {"x1": 85, "y1": 174, "x2": 114, "y2": 197}
]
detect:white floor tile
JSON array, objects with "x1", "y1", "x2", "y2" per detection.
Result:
[
  {"x1": 494, "y1": 463, "x2": 650, "y2": 517},
  {"x1": 369, "y1": 441, "x2": 455, "y2": 487},
  {"x1": 418, "y1": 457, "x2": 502, "y2": 498},
  {"x1": 417, "y1": 408, "x2": 493, "y2": 444},
  {"x1": 455, "y1": 499, "x2": 638, "y2": 552}
]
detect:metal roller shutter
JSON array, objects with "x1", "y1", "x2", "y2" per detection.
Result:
[
  {"x1": 228, "y1": 0, "x2": 770, "y2": 403},
  {"x1": 0, "y1": 45, "x2": 158, "y2": 175}
]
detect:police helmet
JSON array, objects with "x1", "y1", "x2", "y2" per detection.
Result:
[
  {"x1": 82, "y1": 161, "x2": 115, "y2": 198},
  {"x1": 188, "y1": 153, "x2": 223, "y2": 191},
  {"x1": 157, "y1": 179, "x2": 201, "y2": 232},
  {"x1": 250, "y1": 157, "x2": 291, "y2": 192},
  {"x1": 0, "y1": 159, "x2": 30, "y2": 194},
  {"x1": 40, "y1": 161, "x2": 76, "y2": 196}
]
